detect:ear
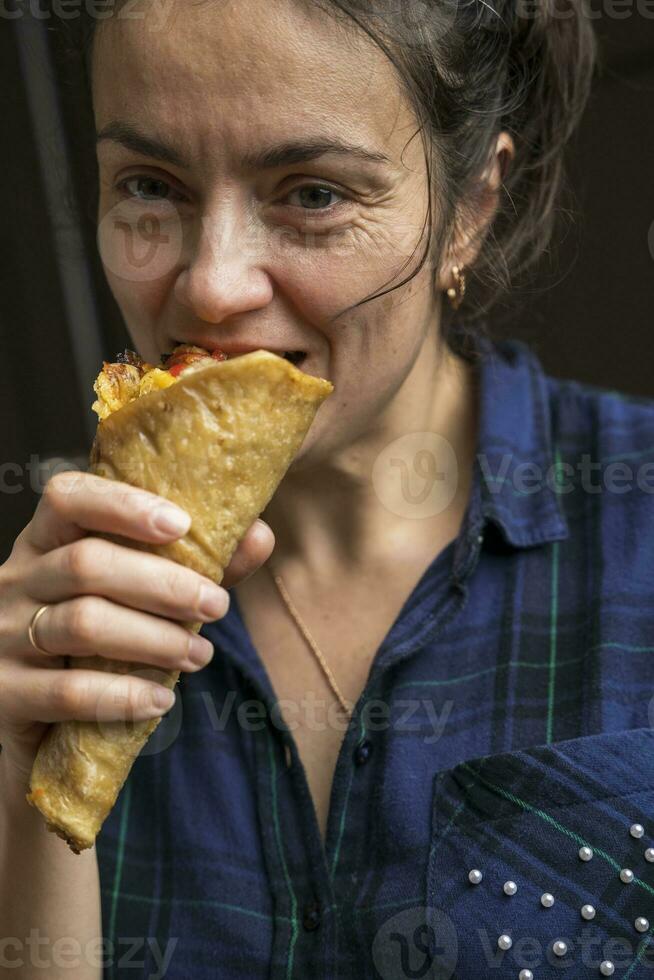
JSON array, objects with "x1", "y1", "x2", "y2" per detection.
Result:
[{"x1": 436, "y1": 131, "x2": 515, "y2": 293}]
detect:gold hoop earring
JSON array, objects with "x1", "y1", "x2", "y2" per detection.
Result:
[{"x1": 446, "y1": 265, "x2": 466, "y2": 310}]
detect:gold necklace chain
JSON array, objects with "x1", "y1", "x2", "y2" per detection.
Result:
[{"x1": 266, "y1": 562, "x2": 352, "y2": 718}]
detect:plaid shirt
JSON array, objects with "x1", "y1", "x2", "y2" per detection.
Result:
[{"x1": 96, "y1": 332, "x2": 654, "y2": 979}]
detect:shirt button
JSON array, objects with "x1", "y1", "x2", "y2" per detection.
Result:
[
  {"x1": 354, "y1": 739, "x2": 373, "y2": 766},
  {"x1": 302, "y1": 902, "x2": 321, "y2": 932}
]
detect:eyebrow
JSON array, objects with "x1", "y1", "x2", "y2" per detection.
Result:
[
  {"x1": 96, "y1": 123, "x2": 190, "y2": 168},
  {"x1": 95, "y1": 121, "x2": 391, "y2": 170}
]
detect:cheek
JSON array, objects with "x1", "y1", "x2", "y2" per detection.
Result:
[
  {"x1": 97, "y1": 200, "x2": 182, "y2": 355},
  {"x1": 290, "y1": 360, "x2": 403, "y2": 466},
  {"x1": 325, "y1": 261, "x2": 434, "y2": 368},
  {"x1": 269, "y1": 209, "x2": 426, "y2": 329},
  {"x1": 298, "y1": 301, "x2": 429, "y2": 461},
  {"x1": 97, "y1": 200, "x2": 184, "y2": 297},
  {"x1": 102, "y1": 268, "x2": 171, "y2": 361}
]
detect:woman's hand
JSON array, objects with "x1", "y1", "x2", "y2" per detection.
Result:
[{"x1": 0, "y1": 471, "x2": 274, "y2": 781}]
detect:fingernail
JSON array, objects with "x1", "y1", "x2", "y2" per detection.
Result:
[
  {"x1": 150, "y1": 687, "x2": 175, "y2": 711},
  {"x1": 199, "y1": 584, "x2": 229, "y2": 619},
  {"x1": 152, "y1": 505, "x2": 191, "y2": 536},
  {"x1": 188, "y1": 634, "x2": 214, "y2": 666},
  {"x1": 254, "y1": 518, "x2": 273, "y2": 539}
]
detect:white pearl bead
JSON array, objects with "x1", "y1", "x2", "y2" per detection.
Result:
[
  {"x1": 579, "y1": 846, "x2": 593, "y2": 861},
  {"x1": 552, "y1": 940, "x2": 568, "y2": 957},
  {"x1": 498, "y1": 934, "x2": 512, "y2": 950},
  {"x1": 519, "y1": 972, "x2": 533, "y2": 980},
  {"x1": 581, "y1": 904, "x2": 596, "y2": 920},
  {"x1": 503, "y1": 880, "x2": 518, "y2": 896},
  {"x1": 468, "y1": 869, "x2": 483, "y2": 885},
  {"x1": 630, "y1": 823, "x2": 645, "y2": 839},
  {"x1": 600, "y1": 962, "x2": 615, "y2": 976},
  {"x1": 620, "y1": 868, "x2": 635, "y2": 884},
  {"x1": 645, "y1": 848, "x2": 654, "y2": 863},
  {"x1": 541, "y1": 892, "x2": 555, "y2": 908},
  {"x1": 635, "y1": 917, "x2": 650, "y2": 933}
]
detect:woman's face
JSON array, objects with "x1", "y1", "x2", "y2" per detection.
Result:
[{"x1": 93, "y1": 0, "x2": 447, "y2": 465}]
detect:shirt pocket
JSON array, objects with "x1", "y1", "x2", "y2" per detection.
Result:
[{"x1": 428, "y1": 729, "x2": 654, "y2": 979}]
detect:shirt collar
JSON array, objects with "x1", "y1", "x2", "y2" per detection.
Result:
[{"x1": 452, "y1": 328, "x2": 569, "y2": 581}]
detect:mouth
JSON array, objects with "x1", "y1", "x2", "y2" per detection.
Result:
[
  {"x1": 171, "y1": 342, "x2": 307, "y2": 367},
  {"x1": 280, "y1": 350, "x2": 306, "y2": 366}
]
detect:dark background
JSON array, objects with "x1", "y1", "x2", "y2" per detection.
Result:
[{"x1": 1, "y1": 7, "x2": 653, "y2": 561}]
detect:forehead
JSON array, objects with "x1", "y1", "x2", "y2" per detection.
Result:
[{"x1": 92, "y1": 0, "x2": 417, "y2": 168}]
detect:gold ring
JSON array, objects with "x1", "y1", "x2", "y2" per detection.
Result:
[{"x1": 28, "y1": 604, "x2": 52, "y2": 655}]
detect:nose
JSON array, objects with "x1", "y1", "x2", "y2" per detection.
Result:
[{"x1": 173, "y1": 206, "x2": 273, "y2": 323}]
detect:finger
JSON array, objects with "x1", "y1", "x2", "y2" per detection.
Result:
[
  {"x1": 25, "y1": 538, "x2": 229, "y2": 623},
  {"x1": 3, "y1": 663, "x2": 177, "y2": 724},
  {"x1": 27, "y1": 597, "x2": 215, "y2": 674},
  {"x1": 222, "y1": 519, "x2": 275, "y2": 589},
  {"x1": 28, "y1": 471, "x2": 192, "y2": 553}
]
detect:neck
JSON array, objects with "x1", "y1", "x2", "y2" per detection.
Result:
[{"x1": 262, "y1": 329, "x2": 480, "y2": 579}]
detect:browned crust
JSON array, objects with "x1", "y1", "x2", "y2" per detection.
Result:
[{"x1": 27, "y1": 351, "x2": 333, "y2": 852}]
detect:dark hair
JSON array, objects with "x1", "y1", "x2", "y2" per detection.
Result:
[{"x1": 74, "y1": 0, "x2": 597, "y2": 351}]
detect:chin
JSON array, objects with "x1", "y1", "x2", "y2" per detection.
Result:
[
  {"x1": 286, "y1": 418, "x2": 359, "y2": 474},
  {"x1": 285, "y1": 433, "x2": 325, "y2": 473}
]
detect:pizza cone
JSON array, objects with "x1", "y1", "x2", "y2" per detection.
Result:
[{"x1": 27, "y1": 348, "x2": 332, "y2": 852}]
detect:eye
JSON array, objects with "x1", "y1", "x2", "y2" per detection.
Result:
[
  {"x1": 283, "y1": 183, "x2": 346, "y2": 212},
  {"x1": 117, "y1": 175, "x2": 186, "y2": 203}
]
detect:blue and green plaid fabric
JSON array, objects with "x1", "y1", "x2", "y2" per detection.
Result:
[{"x1": 96, "y1": 331, "x2": 654, "y2": 979}]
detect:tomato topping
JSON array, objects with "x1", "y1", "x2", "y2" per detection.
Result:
[{"x1": 162, "y1": 344, "x2": 226, "y2": 376}]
